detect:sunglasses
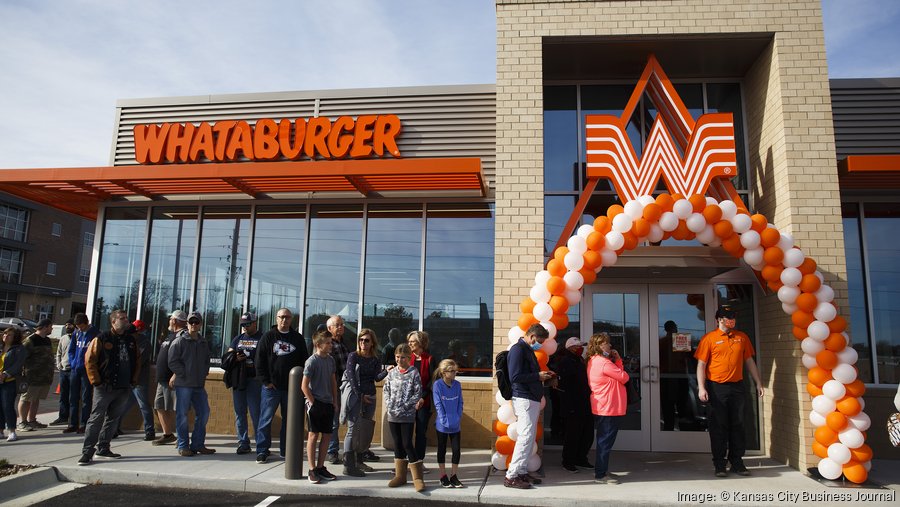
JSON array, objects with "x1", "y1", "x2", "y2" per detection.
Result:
[{"x1": 358, "y1": 338, "x2": 371, "y2": 343}]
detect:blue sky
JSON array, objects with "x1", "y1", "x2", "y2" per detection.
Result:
[{"x1": 0, "y1": 0, "x2": 896, "y2": 168}]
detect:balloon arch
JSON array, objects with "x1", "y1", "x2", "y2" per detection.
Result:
[{"x1": 493, "y1": 193, "x2": 872, "y2": 484}]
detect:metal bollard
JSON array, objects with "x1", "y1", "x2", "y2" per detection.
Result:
[{"x1": 285, "y1": 366, "x2": 305, "y2": 480}]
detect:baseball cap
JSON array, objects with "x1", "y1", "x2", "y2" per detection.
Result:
[
  {"x1": 715, "y1": 306, "x2": 736, "y2": 319},
  {"x1": 170, "y1": 310, "x2": 188, "y2": 322},
  {"x1": 187, "y1": 311, "x2": 203, "y2": 324},
  {"x1": 132, "y1": 319, "x2": 146, "y2": 332},
  {"x1": 239, "y1": 312, "x2": 257, "y2": 326},
  {"x1": 565, "y1": 337, "x2": 584, "y2": 349}
]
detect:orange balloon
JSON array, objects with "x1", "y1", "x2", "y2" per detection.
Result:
[
  {"x1": 688, "y1": 194, "x2": 707, "y2": 213},
  {"x1": 816, "y1": 350, "x2": 839, "y2": 370},
  {"x1": 593, "y1": 216, "x2": 611, "y2": 234},
  {"x1": 632, "y1": 218, "x2": 651, "y2": 238},
  {"x1": 842, "y1": 462, "x2": 868, "y2": 484},
  {"x1": 823, "y1": 332, "x2": 846, "y2": 352},
  {"x1": 836, "y1": 396, "x2": 861, "y2": 417},
  {"x1": 767, "y1": 279, "x2": 784, "y2": 292},
  {"x1": 828, "y1": 316, "x2": 847, "y2": 333},
  {"x1": 493, "y1": 419, "x2": 509, "y2": 437},
  {"x1": 713, "y1": 219, "x2": 734, "y2": 238},
  {"x1": 643, "y1": 202, "x2": 662, "y2": 222},
  {"x1": 579, "y1": 267, "x2": 596, "y2": 285},
  {"x1": 549, "y1": 295, "x2": 569, "y2": 315},
  {"x1": 655, "y1": 193, "x2": 675, "y2": 212},
  {"x1": 844, "y1": 379, "x2": 866, "y2": 398},
  {"x1": 622, "y1": 231, "x2": 639, "y2": 250},
  {"x1": 547, "y1": 276, "x2": 567, "y2": 296},
  {"x1": 792, "y1": 310, "x2": 815, "y2": 328},
  {"x1": 547, "y1": 258, "x2": 566, "y2": 277},
  {"x1": 849, "y1": 443, "x2": 872, "y2": 463},
  {"x1": 798, "y1": 257, "x2": 817, "y2": 275},
  {"x1": 793, "y1": 326, "x2": 809, "y2": 340},
  {"x1": 702, "y1": 205, "x2": 723, "y2": 225},
  {"x1": 763, "y1": 246, "x2": 784, "y2": 265},
  {"x1": 607, "y1": 204, "x2": 625, "y2": 219},
  {"x1": 750, "y1": 214, "x2": 768, "y2": 233},
  {"x1": 519, "y1": 298, "x2": 537, "y2": 315},
  {"x1": 760, "y1": 227, "x2": 781, "y2": 248},
  {"x1": 518, "y1": 313, "x2": 538, "y2": 331},
  {"x1": 807, "y1": 366, "x2": 832, "y2": 387},
  {"x1": 583, "y1": 250, "x2": 602, "y2": 270},
  {"x1": 671, "y1": 193, "x2": 685, "y2": 203},
  {"x1": 812, "y1": 441, "x2": 829, "y2": 459},
  {"x1": 535, "y1": 422, "x2": 544, "y2": 440},
  {"x1": 825, "y1": 411, "x2": 847, "y2": 432},
  {"x1": 814, "y1": 426, "x2": 838, "y2": 446},
  {"x1": 761, "y1": 265, "x2": 783, "y2": 282},
  {"x1": 505, "y1": 453, "x2": 512, "y2": 466},
  {"x1": 534, "y1": 349, "x2": 549, "y2": 369},
  {"x1": 799, "y1": 274, "x2": 822, "y2": 293},
  {"x1": 495, "y1": 436, "x2": 515, "y2": 455},
  {"x1": 550, "y1": 313, "x2": 569, "y2": 330},
  {"x1": 554, "y1": 246, "x2": 569, "y2": 262},
  {"x1": 673, "y1": 221, "x2": 693, "y2": 241},
  {"x1": 586, "y1": 231, "x2": 606, "y2": 251},
  {"x1": 796, "y1": 293, "x2": 818, "y2": 313},
  {"x1": 807, "y1": 382, "x2": 823, "y2": 397},
  {"x1": 721, "y1": 235, "x2": 744, "y2": 257}
]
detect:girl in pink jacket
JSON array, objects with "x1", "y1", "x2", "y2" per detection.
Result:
[{"x1": 587, "y1": 332, "x2": 629, "y2": 484}]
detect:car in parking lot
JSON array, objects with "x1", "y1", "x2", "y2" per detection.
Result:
[{"x1": 0, "y1": 317, "x2": 38, "y2": 334}]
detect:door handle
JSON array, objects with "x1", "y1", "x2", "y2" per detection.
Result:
[
  {"x1": 649, "y1": 365, "x2": 659, "y2": 383},
  {"x1": 641, "y1": 365, "x2": 651, "y2": 383}
]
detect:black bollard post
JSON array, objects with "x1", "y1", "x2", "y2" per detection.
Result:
[{"x1": 285, "y1": 365, "x2": 305, "y2": 480}]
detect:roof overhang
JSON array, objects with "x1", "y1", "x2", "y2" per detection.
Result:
[
  {"x1": 0, "y1": 157, "x2": 487, "y2": 219},
  {"x1": 838, "y1": 154, "x2": 900, "y2": 189}
]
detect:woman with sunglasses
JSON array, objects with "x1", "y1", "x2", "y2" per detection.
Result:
[{"x1": 339, "y1": 328, "x2": 388, "y2": 477}]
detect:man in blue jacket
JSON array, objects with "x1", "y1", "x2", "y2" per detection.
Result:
[
  {"x1": 65, "y1": 313, "x2": 98, "y2": 434},
  {"x1": 504, "y1": 324, "x2": 554, "y2": 489}
]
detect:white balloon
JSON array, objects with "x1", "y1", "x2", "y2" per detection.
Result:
[
  {"x1": 624, "y1": 200, "x2": 644, "y2": 220},
  {"x1": 782, "y1": 248, "x2": 804, "y2": 268},
  {"x1": 541, "y1": 337, "x2": 558, "y2": 356},
  {"x1": 827, "y1": 443, "x2": 851, "y2": 465},
  {"x1": 809, "y1": 410, "x2": 826, "y2": 427},
  {"x1": 638, "y1": 195, "x2": 656, "y2": 206},
  {"x1": 815, "y1": 271, "x2": 825, "y2": 283},
  {"x1": 817, "y1": 457, "x2": 842, "y2": 480},
  {"x1": 705, "y1": 196, "x2": 719, "y2": 206},
  {"x1": 567, "y1": 235, "x2": 587, "y2": 255},
  {"x1": 838, "y1": 427, "x2": 865, "y2": 449},
  {"x1": 533, "y1": 302, "x2": 553, "y2": 322},
  {"x1": 539, "y1": 321, "x2": 557, "y2": 341},
  {"x1": 686, "y1": 213, "x2": 707, "y2": 233},
  {"x1": 781, "y1": 267, "x2": 802, "y2": 287},
  {"x1": 526, "y1": 453, "x2": 542, "y2": 473},
  {"x1": 847, "y1": 412, "x2": 871, "y2": 432},
  {"x1": 777, "y1": 233, "x2": 795, "y2": 252},
  {"x1": 864, "y1": 460, "x2": 872, "y2": 471},
  {"x1": 530, "y1": 284, "x2": 551, "y2": 304},
  {"x1": 782, "y1": 302, "x2": 798, "y2": 315},
  {"x1": 832, "y1": 363, "x2": 857, "y2": 384},
  {"x1": 812, "y1": 395, "x2": 836, "y2": 416},
  {"x1": 508, "y1": 326, "x2": 523, "y2": 344},
  {"x1": 540, "y1": 396, "x2": 547, "y2": 411},
  {"x1": 801, "y1": 337, "x2": 825, "y2": 355},
  {"x1": 808, "y1": 321, "x2": 830, "y2": 342},
  {"x1": 659, "y1": 211, "x2": 679, "y2": 232},
  {"x1": 815, "y1": 285, "x2": 835, "y2": 304},
  {"x1": 531, "y1": 443, "x2": 538, "y2": 456},
  {"x1": 778, "y1": 285, "x2": 801, "y2": 304},
  {"x1": 743, "y1": 247, "x2": 764, "y2": 267},
  {"x1": 859, "y1": 397, "x2": 865, "y2": 411},
  {"x1": 696, "y1": 225, "x2": 716, "y2": 245},
  {"x1": 719, "y1": 200, "x2": 738, "y2": 220},
  {"x1": 836, "y1": 346, "x2": 857, "y2": 365},
  {"x1": 673, "y1": 199, "x2": 693, "y2": 219},
  {"x1": 535, "y1": 270, "x2": 552, "y2": 287},
  {"x1": 814, "y1": 303, "x2": 837, "y2": 323},
  {"x1": 577, "y1": 224, "x2": 595, "y2": 239},
  {"x1": 647, "y1": 223, "x2": 664, "y2": 243},
  {"x1": 731, "y1": 213, "x2": 752, "y2": 234},
  {"x1": 822, "y1": 380, "x2": 846, "y2": 401},
  {"x1": 707, "y1": 237, "x2": 722, "y2": 248},
  {"x1": 491, "y1": 451, "x2": 508, "y2": 471},
  {"x1": 564, "y1": 289, "x2": 581, "y2": 306},
  {"x1": 497, "y1": 403, "x2": 516, "y2": 425},
  {"x1": 563, "y1": 251, "x2": 584, "y2": 271},
  {"x1": 740, "y1": 230, "x2": 761, "y2": 249},
  {"x1": 605, "y1": 231, "x2": 625, "y2": 251},
  {"x1": 507, "y1": 421, "x2": 519, "y2": 441},
  {"x1": 801, "y1": 353, "x2": 818, "y2": 369},
  {"x1": 496, "y1": 390, "x2": 508, "y2": 406},
  {"x1": 601, "y1": 249, "x2": 618, "y2": 267},
  {"x1": 563, "y1": 271, "x2": 584, "y2": 290},
  {"x1": 612, "y1": 213, "x2": 633, "y2": 233}
]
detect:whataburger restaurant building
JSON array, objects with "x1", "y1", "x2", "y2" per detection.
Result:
[{"x1": 1, "y1": 0, "x2": 899, "y2": 482}]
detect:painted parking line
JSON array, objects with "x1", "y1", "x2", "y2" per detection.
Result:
[{"x1": 254, "y1": 495, "x2": 281, "y2": 507}]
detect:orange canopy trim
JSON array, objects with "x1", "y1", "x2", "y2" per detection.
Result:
[
  {"x1": 838, "y1": 155, "x2": 900, "y2": 189},
  {"x1": 0, "y1": 157, "x2": 486, "y2": 220}
]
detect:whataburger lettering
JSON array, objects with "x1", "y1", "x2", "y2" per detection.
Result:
[{"x1": 133, "y1": 114, "x2": 402, "y2": 164}]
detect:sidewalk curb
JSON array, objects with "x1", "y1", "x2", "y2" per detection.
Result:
[{"x1": 0, "y1": 466, "x2": 62, "y2": 497}]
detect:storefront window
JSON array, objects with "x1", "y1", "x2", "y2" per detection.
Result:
[
  {"x1": 706, "y1": 83, "x2": 748, "y2": 192},
  {"x1": 841, "y1": 203, "x2": 872, "y2": 383},
  {"x1": 95, "y1": 208, "x2": 147, "y2": 330},
  {"x1": 304, "y1": 205, "x2": 363, "y2": 351},
  {"x1": 544, "y1": 86, "x2": 579, "y2": 192},
  {"x1": 362, "y1": 205, "x2": 422, "y2": 357},
  {"x1": 142, "y1": 208, "x2": 197, "y2": 356},
  {"x1": 423, "y1": 204, "x2": 495, "y2": 376},
  {"x1": 860, "y1": 202, "x2": 900, "y2": 384},
  {"x1": 194, "y1": 207, "x2": 250, "y2": 364},
  {"x1": 249, "y1": 206, "x2": 306, "y2": 333},
  {"x1": 544, "y1": 195, "x2": 575, "y2": 258}
]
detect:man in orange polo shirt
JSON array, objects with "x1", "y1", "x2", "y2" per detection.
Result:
[{"x1": 695, "y1": 307, "x2": 764, "y2": 478}]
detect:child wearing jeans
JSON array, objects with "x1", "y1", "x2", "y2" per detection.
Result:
[
  {"x1": 302, "y1": 330, "x2": 338, "y2": 484},
  {"x1": 384, "y1": 344, "x2": 426, "y2": 492},
  {"x1": 433, "y1": 359, "x2": 464, "y2": 488}
]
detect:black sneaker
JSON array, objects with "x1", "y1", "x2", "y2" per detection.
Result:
[
  {"x1": 236, "y1": 444, "x2": 252, "y2": 455},
  {"x1": 575, "y1": 460, "x2": 594, "y2": 469},
  {"x1": 256, "y1": 452, "x2": 269, "y2": 464},
  {"x1": 50, "y1": 417, "x2": 67, "y2": 425},
  {"x1": 520, "y1": 473, "x2": 542, "y2": 485},
  {"x1": 77, "y1": 452, "x2": 93, "y2": 466},
  {"x1": 327, "y1": 452, "x2": 343, "y2": 465},
  {"x1": 360, "y1": 449, "x2": 381, "y2": 462},
  {"x1": 144, "y1": 433, "x2": 156, "y2": 441},
  {"x1": 96, "y1": 449, "x2": 122, "y2": 459},
  {"x1": 440, "y1": 474, "x2": 452, "y2": 488},
  {"x1": 730, "y1": 465, "x2": 751, "y2": 476},
  {"x1": 316, "y1": 466, "x2": 337, "y2": 481},
  {"x1": 562, "y1": 463, "x2": 579, "y2": 473},
  {"x1": 715, "y1": 468, "x2": 728, "y2": 478},
  {"x1": 450, "y1": 474, "x2": 464, "y2": 488}
]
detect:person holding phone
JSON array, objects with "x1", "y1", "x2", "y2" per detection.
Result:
[{"x1": 587, "y1": 332, "x2": 629, "y2": 484}]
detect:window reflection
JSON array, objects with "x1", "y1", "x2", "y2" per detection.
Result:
[
  {"x1": 195, "y1": 207, "x2": 250, "y2": 364},
  {"x1": 250, "y1": 207, "x2": 305, "y2": 334},
  {"x1": 544, "y1": 195, "x2": 575, "y2": 258},
  {"x1": 95, "y1": 208, "x2": 146, "y2": 330},
  {"x1": 841, "y1": 203, "x2": 872, "y2": 382},
  {"x1": 544, "y1": 86, "x2": 579, "y2": 192},
  {"x1": 423, "y1": 204, "x2": 494, "y2": 377},
  {"x1": 707, "y1": 83, "x2": 748, "y2": 191},
  {"x1": 860, "y1": 202, "x2": 900, "y2": 384}
]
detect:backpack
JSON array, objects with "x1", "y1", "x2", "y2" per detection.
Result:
[{"x1": 495, "y1": 350, "x2": 513, "y2": 400}]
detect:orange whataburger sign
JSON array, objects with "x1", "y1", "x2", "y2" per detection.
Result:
[{"x1": 134, "y1": 114, "x2": 402, "y2": 164}]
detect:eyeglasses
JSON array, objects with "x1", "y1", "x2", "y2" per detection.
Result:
[
  {"x1": 189, "y1": 320, "x2": 201, "y2": 325},
  {"x1": 358, "y1": 338, "x2": 371, "y2": 343},
  {"x1": 277, "y1": 315, "x2": 292, "y2": 320}
]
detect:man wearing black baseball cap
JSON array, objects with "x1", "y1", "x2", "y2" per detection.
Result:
[
  {"x1": 223, "y1": 312, "x2": 263, "y2": 455},
  {"x1": 695, "y1": 306, "x2": 764, "y2": 478}
]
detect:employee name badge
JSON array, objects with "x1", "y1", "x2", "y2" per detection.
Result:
[{"x1": 672, "y1": 333, "x2": 692, "y2": 352}]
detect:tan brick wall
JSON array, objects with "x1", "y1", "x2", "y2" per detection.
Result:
[{"x1": 495, "y1": 0, "x2": 841, "y2": 471}]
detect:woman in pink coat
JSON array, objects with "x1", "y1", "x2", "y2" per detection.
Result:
[{"x1": 587, "y1": 332, "x2": 629, "y2": 484}]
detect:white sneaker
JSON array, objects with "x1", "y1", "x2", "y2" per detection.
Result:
[{"x1": 7, "y1": 431, "x2": 17, "y2": 442}]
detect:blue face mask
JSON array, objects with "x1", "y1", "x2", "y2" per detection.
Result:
[{"x1": 531, "y1": 341, "x2": 543, "y2": 351}]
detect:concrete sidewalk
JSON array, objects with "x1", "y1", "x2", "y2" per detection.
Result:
[{"x1": 1, "y1": 412, "x2": 898, "y2": 506}]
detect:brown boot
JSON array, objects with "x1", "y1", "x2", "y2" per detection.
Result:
[
  {"x1": 388, "y1": 459, "x2": 408, "y2": 487},
  {"x1": 410, "y1": 460, "x2": 426, "y2": 492}
]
